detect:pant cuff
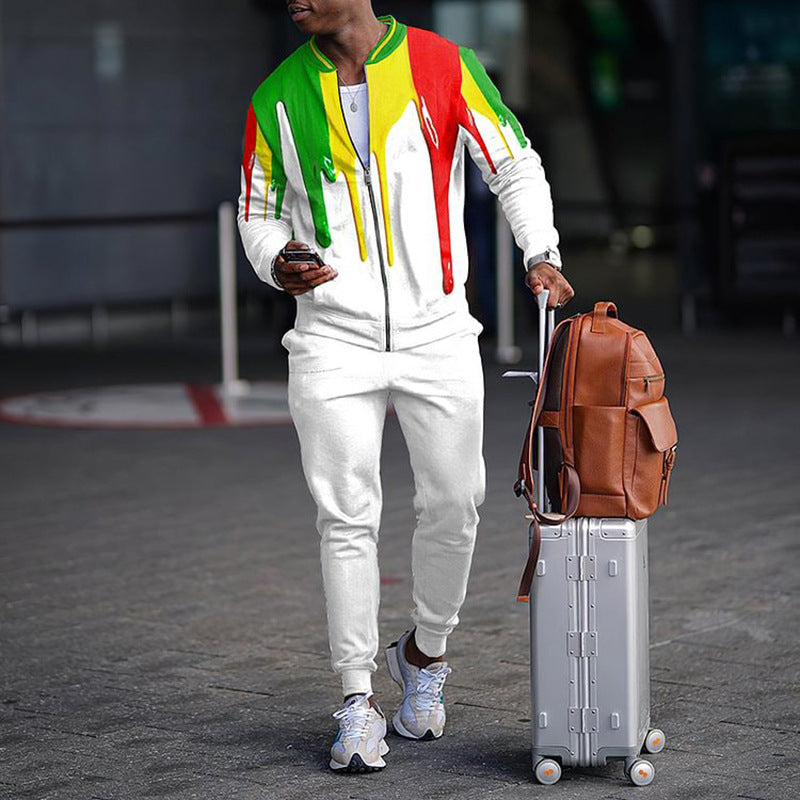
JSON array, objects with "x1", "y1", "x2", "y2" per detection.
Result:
[
  {"x1": 413, "y1": 626, "x2": 448, "y2": 659},
  {"x1": 340, "y1": 669, "x2": 373, "y2": 697}
]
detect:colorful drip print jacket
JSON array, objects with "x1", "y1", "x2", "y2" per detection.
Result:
[{"x1": 238, "y1": 16, "x2": 561, "y2": 352}]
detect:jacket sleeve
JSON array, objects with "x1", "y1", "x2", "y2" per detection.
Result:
[
  {"x1": 237, "y1": 103, "x2": 293, "y2": 291},
  {"x1": 458, "y1": 47, "x2": 561, "y2": 270}
]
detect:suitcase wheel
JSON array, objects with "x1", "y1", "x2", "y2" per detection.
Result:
[
  {"x1": 534, "y1": 758, "x2": 562, "y2": 785},
  {"x1": 643, "y1": 728, "x2": 665, "y2": 754},
  {"x1": 628, "y1": 759, "x2": 655, "y2": 786}
]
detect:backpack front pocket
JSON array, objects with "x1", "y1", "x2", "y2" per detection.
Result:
[{"x1": 629, "y1": 397, "x2": 678, "y2": 517}]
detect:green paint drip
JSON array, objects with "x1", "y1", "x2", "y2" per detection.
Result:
[
  {"x1": 273, "y1": 178, "x2": 287, "y2": 222},
  {"x1": 322, "y1": 156, "x2": 336, "y2": 183},
  {"x1": 251, "y1": 45, "x2": 337, "y2": 248},
  {"x1": 459, "y1": 47, "x2": 527, "y2": 150}
]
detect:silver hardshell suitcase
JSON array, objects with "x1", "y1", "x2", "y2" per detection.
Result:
[{"x1": 506, "y1": 291, "x2": 664, "y2": 786}]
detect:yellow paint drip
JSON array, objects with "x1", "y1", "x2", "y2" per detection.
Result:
[
  {"x1": 460, "y1": 62, "x2": 514, "y2": 160},
  {"x1": 319, "y1": 71, "x2": 367, "y2": 261},
  {"x1": 366, "y1": 43, "x2": 420, "y2": 267}
]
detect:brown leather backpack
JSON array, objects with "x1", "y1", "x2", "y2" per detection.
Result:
[{"x1": 514, "y1": 301, "x2": 678, "y2": 601}]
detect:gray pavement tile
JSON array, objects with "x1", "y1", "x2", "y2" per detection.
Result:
[
  {"x1": 2, "y1": 333, "x2": 799, "y2": 798},
  {"x1": 664, "y1": 716, "x2": 796, "y2": 769}
]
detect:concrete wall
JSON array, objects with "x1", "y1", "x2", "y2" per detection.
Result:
[{"x1": 0, "y1": 0, "x2": 274, "y2": 309}]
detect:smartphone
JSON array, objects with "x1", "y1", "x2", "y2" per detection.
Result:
[{"x1": 281, "y1": 249, "x2": 325, "y2": 267}]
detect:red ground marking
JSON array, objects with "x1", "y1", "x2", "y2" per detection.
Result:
[
  {"x1": 186, "y1": 384, "x2": 228, "y2": 426},
  {"x1": 380, "y1": 577, "x2": 404, "y2": 586}
]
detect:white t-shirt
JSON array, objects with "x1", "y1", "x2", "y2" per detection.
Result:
[{"x1": 339, "y1": 82, "x2": 369, "y2": 166}]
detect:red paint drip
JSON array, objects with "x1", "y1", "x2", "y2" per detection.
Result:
[
  {"x1": 186, "y1": 384, "x2": 228, "y2": 426},
  {"x1": 458, "y1": 104, "x2": 497, "y2": 175},
  {"x1": 406, "y1": 29, "x2": 462, "y2": 295},
  {"x1": 406, "y1": 29, "x2": 499, "y2": 295},
  {"x1": 242, "y1": 104, "x2": 258, "y2": 222}
]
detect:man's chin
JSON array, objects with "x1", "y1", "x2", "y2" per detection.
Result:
[{"x1": 293, "y1": 20, "x2": 321, "y2": 35}]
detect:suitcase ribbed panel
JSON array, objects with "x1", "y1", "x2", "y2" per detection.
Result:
[{"x1": 530, "y1": 517, "x2": 650, "y2": 768}]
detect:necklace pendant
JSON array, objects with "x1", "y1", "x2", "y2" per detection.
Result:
[{"x1": 350, "y1": 101, "x2": 358, "y2": 112}]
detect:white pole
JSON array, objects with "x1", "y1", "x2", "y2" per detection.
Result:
[
  {"x1": 218, "y1": 201, "x2": 248, "y2": 397},
  {"x1": 495, "y1": 202, "x2": 521, "y2": 364}
]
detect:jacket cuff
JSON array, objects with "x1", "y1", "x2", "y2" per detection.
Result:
[{"x1": 252, "y1": 249, "x2": 284, "y2": 292}]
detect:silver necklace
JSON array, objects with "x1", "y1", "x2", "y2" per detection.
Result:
[
  {"x1": 333, "y1": 22, "x2": 386, "y2": 113},
  {"x1": 341, "y1": 82, "x2": 363, "y2": 113}
]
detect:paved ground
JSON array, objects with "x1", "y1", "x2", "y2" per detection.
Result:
[{"x1": 1, "y1": 319, "x2": 799, "y2": 799}]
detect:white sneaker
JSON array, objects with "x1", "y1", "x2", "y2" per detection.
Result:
[
  {"x1": 385, "y1": 630, "x2": 452, "y2": 740},
  {"x1": 329, "y1": 692, "x2": 390, "y2": 773}
]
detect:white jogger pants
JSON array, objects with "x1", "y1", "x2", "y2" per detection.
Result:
[{"x1": 285, "y1": 329, "x2": 486, "y2": 697}]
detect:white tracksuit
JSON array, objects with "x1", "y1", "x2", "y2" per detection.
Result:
[{"x1": 238, "y1": 19, "x2": 560, "y2": 695}]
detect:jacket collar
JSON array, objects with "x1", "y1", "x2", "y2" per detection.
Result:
[{"x1": 308, "y1": 15, "x2": 406, "y2": 71}]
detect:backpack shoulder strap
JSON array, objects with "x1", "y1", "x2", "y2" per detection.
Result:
[
  {"x1": 513, "y1": 318, "x2": 582, "y2": 601},
  {"x1": 516, "y1": 466, "x2": 580, "y2": 601}
]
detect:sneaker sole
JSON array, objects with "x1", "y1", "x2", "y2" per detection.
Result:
[
  {"x1": 391, "y1": 712, "x2": 440, "y2": 741},
  {"x1": 329, "y1": 741, "x2": 389, "y2": 773}
]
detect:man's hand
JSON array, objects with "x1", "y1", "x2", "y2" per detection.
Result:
[
  {"x1": 274, "y1": 240, "x2": 338, "y2": 296},
  {"x1": 525, "y1": 262, "x2": 574, "y2": 309}
]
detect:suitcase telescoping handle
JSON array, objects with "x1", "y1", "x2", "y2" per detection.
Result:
[
  {"x1": 512, "y1": 291, "x2": 581, "y2": 602},
  {"x1": 506, "y1": 290, "x2": 555, "y2": 513},
  {"x1": 504, "y1": 289, "x2": 554, "y2": 513}
]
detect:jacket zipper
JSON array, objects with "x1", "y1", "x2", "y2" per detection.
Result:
[
  {"x1": 338, "y1": 84, "x2": 392, "y2": 352},
  {"x1": 364, "y1": 164, "x2": 392, "y2": 352}
]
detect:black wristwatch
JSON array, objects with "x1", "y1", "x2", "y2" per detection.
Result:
[{"x1": 269, "y1": 254, "x2": 284, "y2": 289}]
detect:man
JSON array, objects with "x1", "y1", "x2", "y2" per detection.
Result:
[{"x1": 238, "y1": 0, "x2": 574, "y2": 773}]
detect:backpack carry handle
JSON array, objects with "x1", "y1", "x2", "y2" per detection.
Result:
[{"x1": 590, "y1": 301, "x2": 618, "y2": 333}]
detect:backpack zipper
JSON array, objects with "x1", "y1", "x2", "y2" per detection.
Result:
[
  {"x1": 338, "y1": 83, "x2": 392, "y2": 352},
  {"x1": 644, "y1": 374, "x2": 665, "y2": 391}
]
